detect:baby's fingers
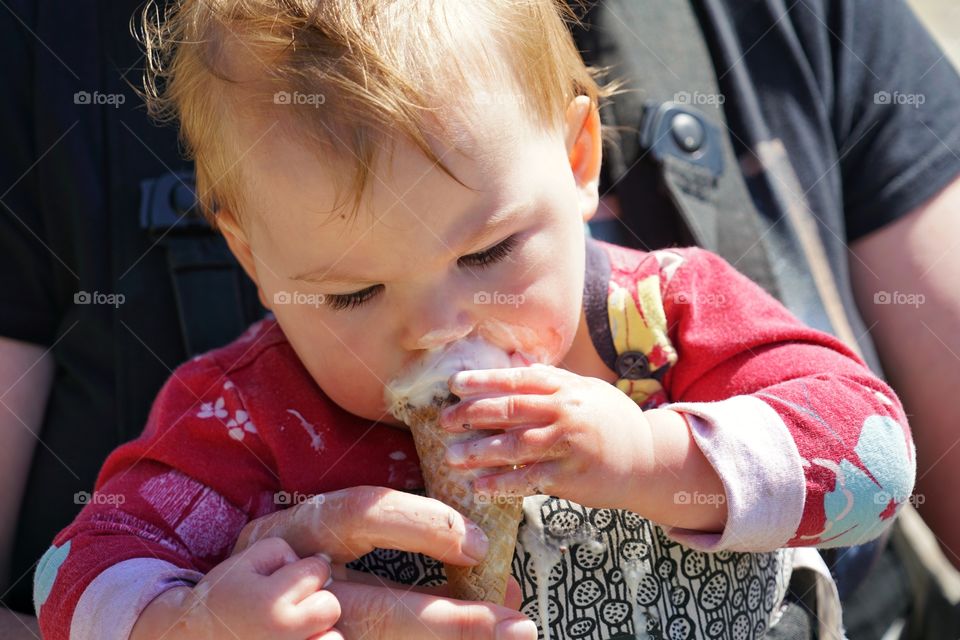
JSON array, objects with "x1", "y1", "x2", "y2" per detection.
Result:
[
  {"x1": 474, "y1": 460, "x2": 563, "y2": 499},
  {"x1": 270, "y1": 553, "x2": 334, "y2": 603},
  {"x1": 440, "y1": 394, "x2": 556, "y2": 432},
  {"x1": 448, "y1": 365, "x2": 562, "y2": 398},
  {"x1": 446, "y1": 426, "x2": 566, "y2": 468}
]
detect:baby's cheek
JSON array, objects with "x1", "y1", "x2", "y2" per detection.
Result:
[{"x1": 302, "y1": 344, "x2": 387, "y2": 418}]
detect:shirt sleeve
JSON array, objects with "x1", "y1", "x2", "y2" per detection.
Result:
[
  {"x1": 651, "y1": 247, "x2": 915, "y2": 552},
  {"x1": 32, "y1": 355, "x2": 282, "y2": 640},
  {"x1": 825, "y1": 0, "x2": 960, "y2": 240}
]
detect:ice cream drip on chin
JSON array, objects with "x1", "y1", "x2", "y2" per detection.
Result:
[{"x1": 384, "y1": 335, "x2": 516, "y2": 421}]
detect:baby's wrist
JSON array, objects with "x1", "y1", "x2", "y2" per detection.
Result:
[{"x1": 634, "y1": 407, "x2": 728, "y2": 532}]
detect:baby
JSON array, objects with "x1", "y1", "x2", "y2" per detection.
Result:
[{"x1": 33, "y1": 1, "x2": 915, "y2": 639}]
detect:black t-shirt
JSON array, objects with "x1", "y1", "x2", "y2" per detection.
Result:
[{"x1": 1, "y1": 0, "x2": 959, "y2": 617}]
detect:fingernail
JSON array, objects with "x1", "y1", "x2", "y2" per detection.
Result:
[
  {"x1": 451, "y1": 372, "x2": 472, "y2": 391},
  {"x1": 463, "y1": 523, "x2": 489, "y2": 562},
  {"x1": 314, "y1": 553, "x2": 334, "y2": 587},
  {"x1": 496, "y1": 618, "x2": 538, "y2": 640}
]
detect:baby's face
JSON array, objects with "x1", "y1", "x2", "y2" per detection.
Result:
[{"x1": 222, "y1": 96, "x2": 600, "y2": 427}]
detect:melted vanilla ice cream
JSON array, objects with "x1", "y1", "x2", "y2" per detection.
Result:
[{"x1": 384, "y1": 336, "x2": 515, "y2": 421}]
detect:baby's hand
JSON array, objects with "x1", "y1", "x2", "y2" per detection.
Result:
[
  {"x1": 440, "y1": 364, "x2": 655, "y2": 512},
  {"x1": 132, "y1": 537, "x2": 341, "y2": 640}
]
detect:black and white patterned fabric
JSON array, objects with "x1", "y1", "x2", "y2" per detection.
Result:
[{"x1": 348, "y1": 491, "x2": 792, "y2": 639}]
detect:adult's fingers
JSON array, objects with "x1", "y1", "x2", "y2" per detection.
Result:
[
  {"x1": 504, "y1": 577, "x2": 523, "y2": 611},
  {"x1": 295, "y1": 589, "x2": 342, "y2": 633},
  {"x1": 235, "y1": 486, "x2": 491, "y2": 567},
  {"x1": 329, "y1": 581, "x2": 538, "y2": 640},
  {"x1": 340, "y1": 568, "x2": 523, "y2": 611}
]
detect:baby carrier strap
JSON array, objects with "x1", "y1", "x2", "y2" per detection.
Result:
[
  {"x1": 139, "y1": 171, "x2": 260, "y2": 356},
  {"x1": 580, "y1": 0, "x2": 780, "y2": 303}
]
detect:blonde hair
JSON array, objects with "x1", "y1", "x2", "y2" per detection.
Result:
[{"x1": 136, "y1": 0, "x2": 616, "y2": 228}]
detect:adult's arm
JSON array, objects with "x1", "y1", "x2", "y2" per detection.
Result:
[
  {"x1": 0, "y1": 336, "x2": 55, "y2": 637},
  {"x1": 0, "y1": 609, "x2": 40, "y2": 639},
  {"x1": 849, "y1": 175, "x2": 960, "y2": 569}
]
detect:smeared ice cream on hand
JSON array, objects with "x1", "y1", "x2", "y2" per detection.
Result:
[{"x1": 385, "y1": 336, "x2": 515, "y2": 421}]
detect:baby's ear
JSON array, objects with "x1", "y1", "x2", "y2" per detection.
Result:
[
  {"x1": 218, "y1": 211, "x2": 271, "y2": 310},
  {"x1": 564, "y1": 95, "x2": 602, "y2": 223}
]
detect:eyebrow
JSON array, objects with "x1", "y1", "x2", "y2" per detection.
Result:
[{"x1": 290, "y1": 203, "x2": 526, "y2": 285}]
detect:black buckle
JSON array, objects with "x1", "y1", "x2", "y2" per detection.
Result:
[
  {"x1": 638, "y1": 101, "x2": 725, "y2": 178},
  {"x1": 139, "y1": 171, "x2": 210, "y2": 236}
]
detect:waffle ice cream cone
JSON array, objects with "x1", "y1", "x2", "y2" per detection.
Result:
[
  {"x1": 385, "y1": 336, "x2": 533, "y2": 604},
  {"x1": 401, "y1": 394, "x2": 523, "y2": 604}
]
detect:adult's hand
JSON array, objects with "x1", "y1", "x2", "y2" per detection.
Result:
[{"x1": 232, "y1": 485, "x2": 536, "y2": 639}]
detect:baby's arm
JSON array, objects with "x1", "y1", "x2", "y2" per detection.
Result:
[
  {"x1": 32, "y1": 356, "x2": 287, "y2": 639},
  {"x1": 654, "y1": 248, "x2": 914, "y2": 552}
]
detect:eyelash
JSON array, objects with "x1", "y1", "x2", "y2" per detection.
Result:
[
  {"x1": 458, "y1": 234, "x2": 518, "y2": 269},
  {"x1": 324, "y1": 235, "x2": 519, "y2": 311}
]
